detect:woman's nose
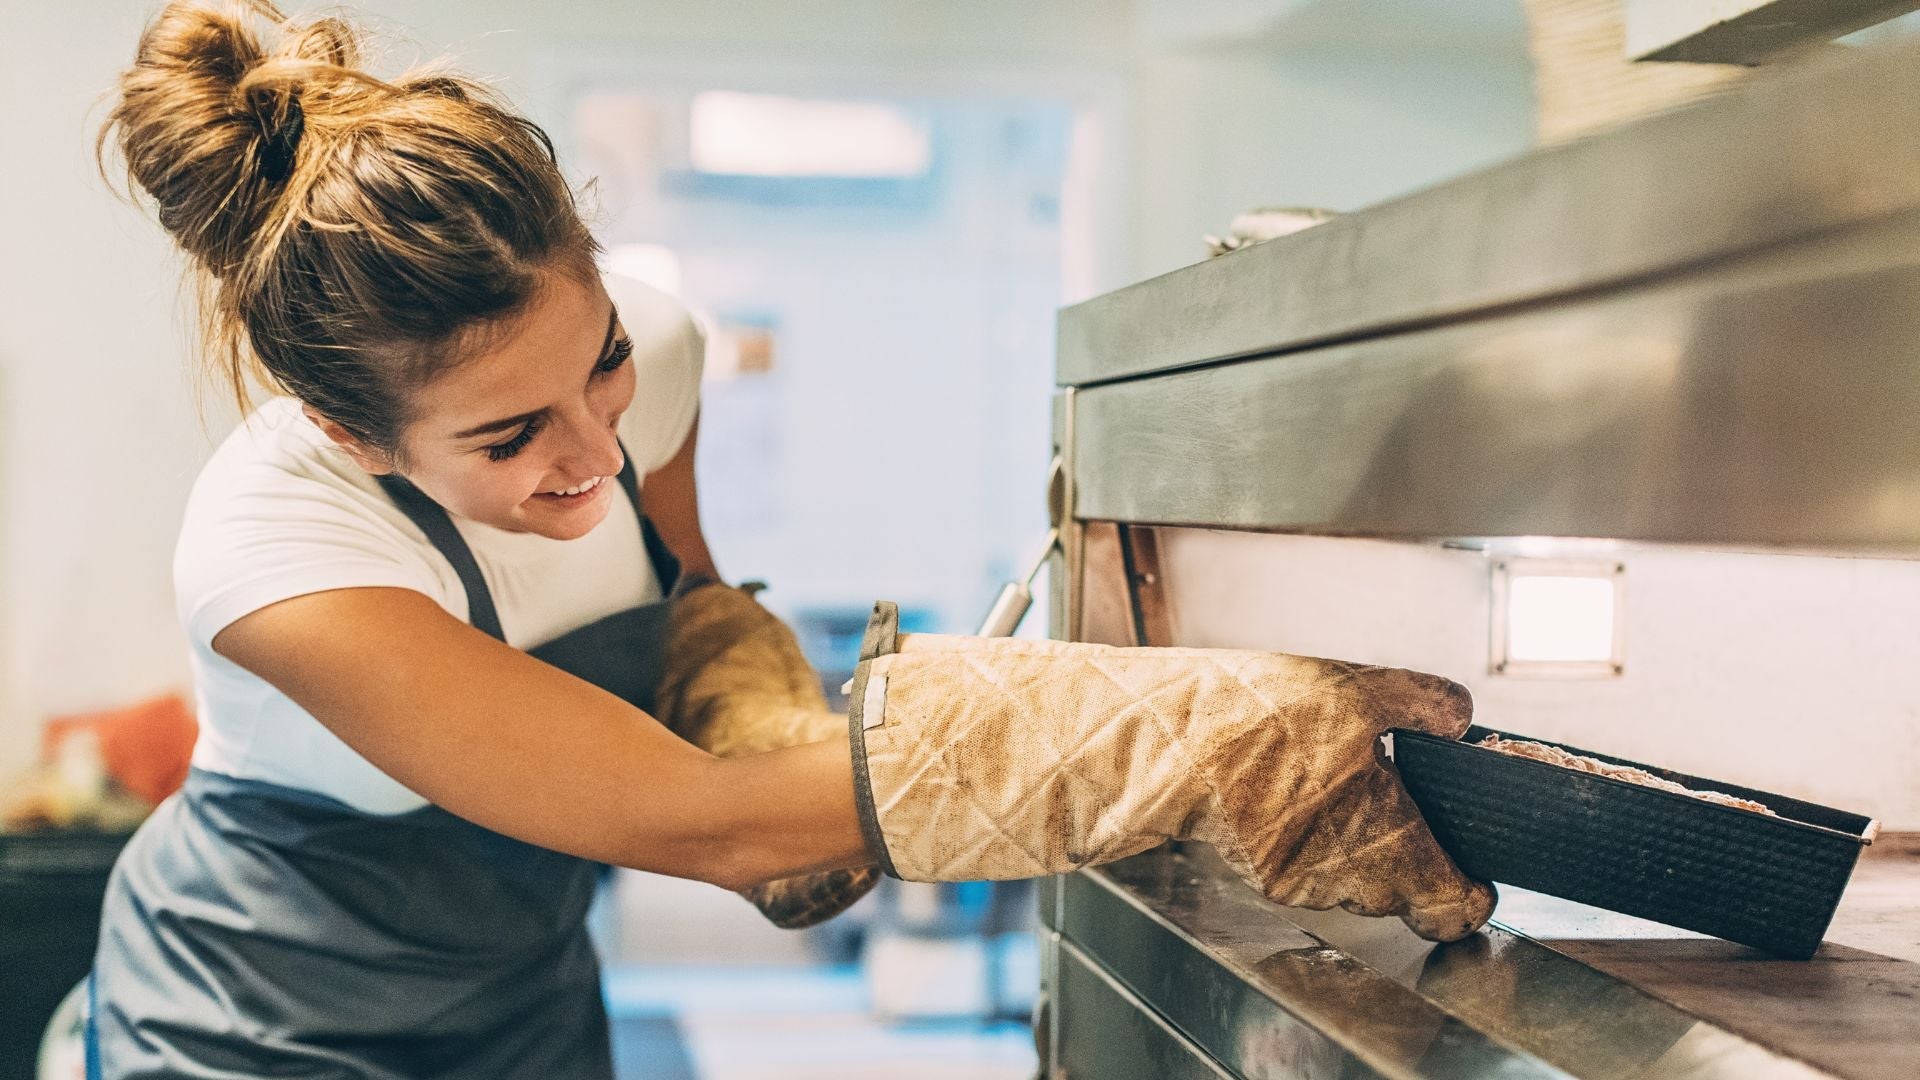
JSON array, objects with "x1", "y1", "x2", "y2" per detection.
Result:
[{"x1": 553, "y1": 409, "x2": 625, "y2": 478}]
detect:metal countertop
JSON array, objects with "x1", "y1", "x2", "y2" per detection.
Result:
[{"x1": 1043, "y1": 845, "x2": 1920, "y2": 1080}]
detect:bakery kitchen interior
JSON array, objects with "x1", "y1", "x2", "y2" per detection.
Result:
[{"x1": 4, "y1": 1, "x2": 1919, "y2": 1079}]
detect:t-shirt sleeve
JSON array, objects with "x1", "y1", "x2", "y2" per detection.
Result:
[
  {"x1": 174, "y1": 451, "x2": 452, "y2": 651},
  {"x1": 607, "y1": 272, "x2": 706, "y2": 477}
]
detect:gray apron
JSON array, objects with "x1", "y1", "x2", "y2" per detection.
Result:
[{"x1": 88, "y1": 445, "x2": 680, "y2": 1079}]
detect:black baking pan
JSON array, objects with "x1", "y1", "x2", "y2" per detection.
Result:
[{"x1": 1390, "y1": 725, "x2": 1877, "y2": 959}]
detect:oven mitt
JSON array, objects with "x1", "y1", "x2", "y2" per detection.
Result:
[
  {"x1": 847, "y1": 602, "x2": 1495, "y2": 942},
  {"x1": 656, "y1": 582, "x2": 879, "y2": 929}
]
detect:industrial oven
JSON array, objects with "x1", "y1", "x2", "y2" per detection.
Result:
[{"x1": 1032, "y1": 35, "x2": 1920, "y2": 1080}]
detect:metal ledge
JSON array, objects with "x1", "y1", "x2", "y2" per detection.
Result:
[
  {"x1": 1626, "y1": 0, "x2": 1920, "y2": 65},
  {"x1": 1052, "y1": 940, "x2": 1238, "y2": 1079},
  {"x1": 1047, "y1": 851, "x2": 1564, "y2": 1079},
  {"x1": 1069, "y1": 211, "x2": 1920, "y2": 552},
  {"x1": 1056, "y1": 847, "x2": 1843, "y2": 1079}
]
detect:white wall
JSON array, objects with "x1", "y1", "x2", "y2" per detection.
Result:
[
  {"x1": 1155, "y1": 530, "x2": 1920, "y2": 828},
  {"x1": 1123, "y1": 0, "x2": 1535, "y2": 278},
  {"x1": 1126, "y1": 51, "x2": 1535, "y2": 278},
  {"x1": 0, "y1": 2, "x2": 213, "y2": 783},
  {"x1": 402, "y1": 0, "x2": 1535, "y2": 285},
  {"x1": 0, "y1": 0, "x2": 1536, "y2": 782}
]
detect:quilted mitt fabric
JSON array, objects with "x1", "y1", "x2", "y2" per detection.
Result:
[
  {"x1": 657, "y1": 583, "x2": 879, "y2": 928},
  {"x1": 850, "y1": 607, "x2": 1494, "y2": 942}
]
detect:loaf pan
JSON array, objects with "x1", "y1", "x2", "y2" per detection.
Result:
[{"x1": 1391, "y1": 725, "x2": 1877, "y2": 959}]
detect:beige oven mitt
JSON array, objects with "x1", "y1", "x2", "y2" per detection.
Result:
[
  {"x1": 847, "y1": 602, "x2": 1495, "y2": 942},
  {"x1": 657, "y1": 583, "x2": 879, "y2": 928}
]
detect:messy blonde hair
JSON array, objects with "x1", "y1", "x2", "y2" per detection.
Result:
[{"x1": 99, "y1": 1, "x2": 599, "y2": 458}]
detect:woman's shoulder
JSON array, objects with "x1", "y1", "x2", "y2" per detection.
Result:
[
  {"x1": 173, "y1": 396, "x2": 453, "y2": 648},
  {"x1": 183, "y1": 396, "x2": 389, "y2": 521}
]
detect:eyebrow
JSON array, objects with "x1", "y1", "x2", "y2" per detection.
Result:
[{"x1": 452, "y1": 303, "x2": 620, "y2": 440}]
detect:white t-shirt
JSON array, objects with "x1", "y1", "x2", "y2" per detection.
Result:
[{"x1": 175, "y1": 273, "x2": 704, "y2": 814}]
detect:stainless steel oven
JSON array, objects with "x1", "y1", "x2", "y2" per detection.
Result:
[{"x1": 1033, "y1": 35, "x2": 1920, "y2": 1080}]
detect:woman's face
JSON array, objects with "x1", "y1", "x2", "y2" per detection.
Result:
[{"x1": 384, "y1": 270, "x2": 638, "y2": 540}]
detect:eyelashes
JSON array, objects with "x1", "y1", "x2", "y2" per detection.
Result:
[
  {"x1": 484, "y1": 336, "x2": 633, "y2": 462},
  {"x1": 597, "y1": 336, "x2": 633, "y2": 374},
  {"x1": 486, "y1": 416, "x2": 543, "y2": 462}
]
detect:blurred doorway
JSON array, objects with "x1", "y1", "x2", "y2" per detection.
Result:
[
  {"x1": 563, "y1": 61, "x2": 1115, "y2": 1080},
  {"x1": 573, "y1": 86, "x2": 1080, "y2": 646}
]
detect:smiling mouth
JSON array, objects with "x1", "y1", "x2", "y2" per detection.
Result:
[{"x1": 536, "y1": 474, "x2": 607, "y2": 503}]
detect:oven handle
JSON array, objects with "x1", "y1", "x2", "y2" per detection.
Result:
[{"x1": 976, "y1": 528, "x2": 1059, "y2": 637}]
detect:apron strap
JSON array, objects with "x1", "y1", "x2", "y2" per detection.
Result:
[
  {"x1": 375, "y1": 438, "x2": 679, "y2": 642},
  {"x1": 613, "y1": 449, "x2": 682, "y2": 597},
  {"x1": 375, "y1": 471, "x2": 507, "y2": 641}
]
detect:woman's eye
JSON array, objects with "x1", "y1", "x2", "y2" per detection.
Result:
[
  {"x1": 480, "y1": 336, "x2": 626, "y2": 463},
  {"x1": 487, "y1": 417, "x2": 543, "y2": 462},
  {"x1": 596, "y1": 337, "x2": 633, "y2": 375}
]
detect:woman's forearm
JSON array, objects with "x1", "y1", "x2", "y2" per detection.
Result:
[
  {"x1": 675, "y1": 739, "x2": 871, "y2": 891},
  {"x1": 216, "y1": 586, "x2": 865, "y2": 891}
]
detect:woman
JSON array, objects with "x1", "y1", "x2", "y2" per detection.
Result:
[{"x1": 90, "y1": 3, "x2": 1493, "y2": 1077}]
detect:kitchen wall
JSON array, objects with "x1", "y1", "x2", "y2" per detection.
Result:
[
  {"x1": 1127, "y1": 3, "x2": 1535, "y2": 279},
  {"x1": 0, "y1": 1, "x2": 213, "y2": 783},
  {"x1": 0, "y1": 0, "x2": 1535, "y2": 782},
  {"x1": 1155, "y1": 530, "x2": 1920, "y2": 829}
]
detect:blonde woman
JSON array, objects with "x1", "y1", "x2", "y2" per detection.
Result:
[{"x1": 89, "y1": 3, "x2": 1492, "y2": 1076}]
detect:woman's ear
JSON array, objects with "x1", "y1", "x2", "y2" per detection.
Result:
[{"x1": 302, "y1": 405, "x2": 396, "y2": 475}]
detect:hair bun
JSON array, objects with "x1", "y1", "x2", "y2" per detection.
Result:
[
  {"x1": 249, "y1": 82, "x2": 303, "y2": 183},
  {"x1": 101, "y1": 2, "x2": 597, "y2": 454},
  {"x1": 99, "y1": 2, "x2": 361, "y2": 275}
]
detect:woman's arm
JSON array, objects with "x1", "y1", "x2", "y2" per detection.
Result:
[
  {"x1": 642, "y1": 412, "x2": 721, "y2": 587},
  {"x1": 212, "y1": 587, "x2": 868, "y2": 891}
]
